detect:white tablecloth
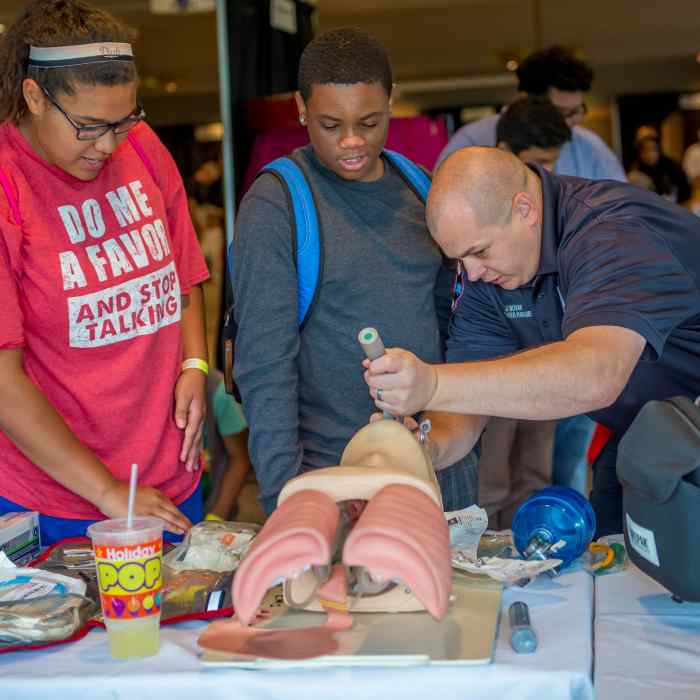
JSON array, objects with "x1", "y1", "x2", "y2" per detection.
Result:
[
  {"x1": 595, "y1": 564, "x2": 700, "y2": 700},
  {"x1": 1, "y1": 570, "x2": 593, "y2": 700}
]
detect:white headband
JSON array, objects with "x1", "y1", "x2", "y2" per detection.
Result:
[{"x1": 28, "y1": 42, "x2": 134, "y2": 68}]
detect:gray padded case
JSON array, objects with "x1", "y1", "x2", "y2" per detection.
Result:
[{"x1": 617, "y1": 396, "x2": 700, "y2": 602}]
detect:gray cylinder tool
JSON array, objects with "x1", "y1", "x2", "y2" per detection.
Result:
[
  {"x1": 358, "y1": 327, "x2": 392, "y2": 419},
  {"x1": 358, "y1": 327, "x2": 386, "y2": 360}
]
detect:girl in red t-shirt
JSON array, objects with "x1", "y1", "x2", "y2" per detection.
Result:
[{"x1": 0, "y1": 0, "x2": 210, "y2": 543}]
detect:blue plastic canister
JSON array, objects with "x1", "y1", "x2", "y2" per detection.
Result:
[{"x1": 512, "y1": 486, "x2": 596, "y2": 570}]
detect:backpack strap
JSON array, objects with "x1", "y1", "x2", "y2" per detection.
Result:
[
  {"x1": 223, "y1": 155, "x2": 322, "y2": 396},
  {"x1": 258, "y1": 156, "x2": 322, "y2": 327},
  {"x1": 383, "y1": 149, "x2": 431, "y2": 204},
  {"x1": 0, "y1": 166, "x2": 21, "y2": 227}
]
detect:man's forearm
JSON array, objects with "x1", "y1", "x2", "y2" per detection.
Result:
[
  {"x1": 423, "y1": 411, "x2": 488, "y2": 470},
  {"x1": 428, "y1": 327, "x2": 645, "y2": 420}
]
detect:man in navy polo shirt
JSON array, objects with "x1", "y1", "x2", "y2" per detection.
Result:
[
  {"x1": 438, "y1": 46, "x2": 626, "y2": 513},
  {"x1": 364, "y1": 147, "x2": 700, "y2": 536}
]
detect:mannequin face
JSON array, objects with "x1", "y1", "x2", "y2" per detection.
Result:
[
  {"x1": 295, "y1": 81, "x2": 391, "y2": 182},
  {"x1": 21, "y1": 79, "x2": 139, "y2": 181}
]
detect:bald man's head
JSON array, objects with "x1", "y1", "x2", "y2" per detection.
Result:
[
  {"x1": 427, "y1": 147, "x2": 544, "y2": 290},
  {"x1": 428, "y1": 147, "x2": 530, "y2": 232}
]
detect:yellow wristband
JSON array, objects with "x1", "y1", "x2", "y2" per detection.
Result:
[{"x1": 182, "y1": 358, "x2": 209, "y2": 375}]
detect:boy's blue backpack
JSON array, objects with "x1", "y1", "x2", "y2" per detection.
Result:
[{"x1": 223, "y1": 149, "x2": 431, "y2": 397}]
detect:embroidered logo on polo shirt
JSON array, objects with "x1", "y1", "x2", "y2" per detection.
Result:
[{"x1": 503, "y1": 303, "x2": 533, "y2": 319}]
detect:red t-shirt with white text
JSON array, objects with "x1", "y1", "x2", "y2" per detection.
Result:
[{"x1": 0, "y1": 122, "x2": 209, "y2": 518}]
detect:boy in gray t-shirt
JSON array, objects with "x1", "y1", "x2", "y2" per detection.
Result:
[{"x1": 232, "y1": 28, "x2": 477, "y2": 515}]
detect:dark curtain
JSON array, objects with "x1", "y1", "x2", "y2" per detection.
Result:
[{"x1": 227, "y1": 0, "x2": 315, "y2": 103}]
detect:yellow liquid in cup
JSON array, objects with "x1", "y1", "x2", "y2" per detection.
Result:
[{"x1": 105, "y1": 615, "x2": 161, "y2": 659}]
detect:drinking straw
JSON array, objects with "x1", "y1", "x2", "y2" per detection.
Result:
[{"x1": 126, "y1": 463, "x2": 138, "y2": 529}]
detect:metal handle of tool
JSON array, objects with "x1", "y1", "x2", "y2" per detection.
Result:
[{"x1": 358, "y1": 327, "x2": 393, "y2": 420}]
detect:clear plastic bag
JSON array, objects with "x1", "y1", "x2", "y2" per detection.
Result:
[
  {"x1": 0, "y1": 594, "x2": 96, "y2": 646},
  {"x1": 163, "y1": 521, "x2": 259, "y2": 573},
  {"x1": 452, "y1": 551, "x2": 562, "y2": 584},
  {"x1": 452, "y1": 530, "x2": 562, "y2": 587},
  {"x1": 0, "y1": 555, "x2": 94, "y2": 648},
  {"x1": 476, "y1": 530, "x2": 518, "y2": 559},
  {"x1": 161, "y1": 568, "x2": 233, "y2": 617}
]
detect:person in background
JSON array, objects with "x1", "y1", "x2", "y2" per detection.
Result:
[
  {"x1": 187, "y1": 159, "x2": 224, "y2": 209},
  {"x1": 627, "y1": 125, "x2": 690, "y2": 205},
  {"x1": 437, "y1": 45, "x2": 626, "y2": 507},
  {"x1": 232, "y1": 27, "x2": 477, "y2": 516},
  {"x1": 203, "y1": 369, "x2": 252, "y2": 522},
  {"x1": 682, "y1": 131, "x2": 700, "y2": 216},
  {"x1": 496, "y1": 95, "x2": 572, "y2": 170},
  {"x1": 0, "y1": 0, "x2": 209, "y2": 544},
  {"x1": 436, "y1": 45, "x2": 625, "y2": 180}
]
